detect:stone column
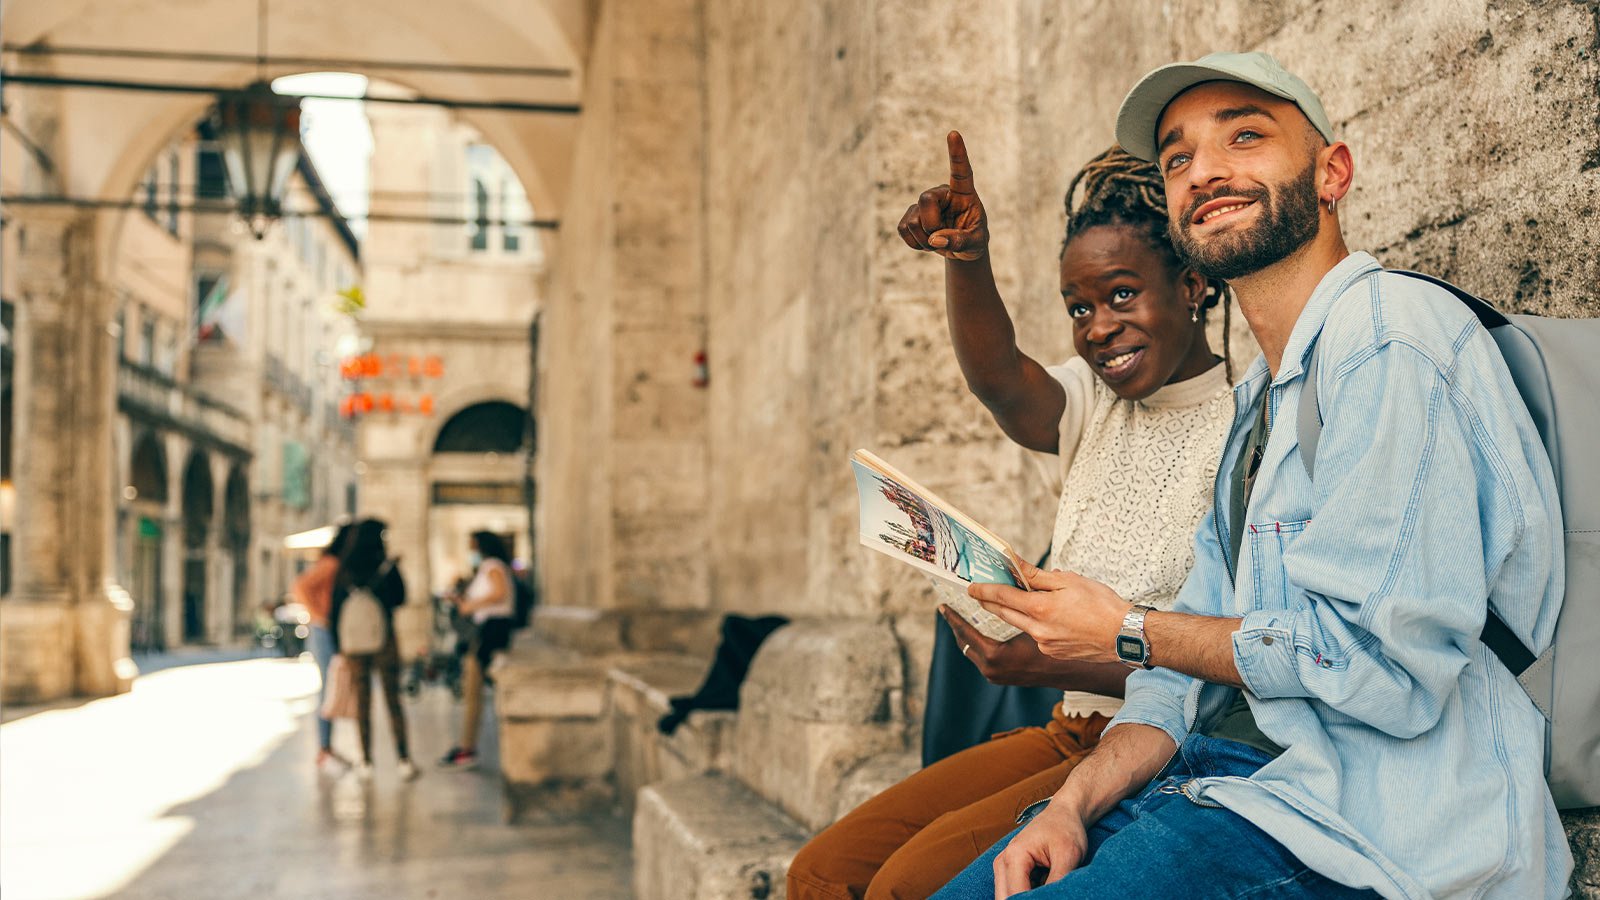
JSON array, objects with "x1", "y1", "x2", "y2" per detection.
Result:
[
  {"x1": 209, "y1": 454, "x2": 232, "y2": 643},
  {"x1": 0, "y1": 206, "x2": 133, "y2": 702},
  {"x1": 537, "y1": 0, "x2": 711, "y2": 635},
  {"x1": 161, "y1": 432, "x2": 188, "y2": 652}
]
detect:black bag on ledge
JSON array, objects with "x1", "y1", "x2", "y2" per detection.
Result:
[{"x1": 657, "y1": 614, "x2": 790, "y2": 736}]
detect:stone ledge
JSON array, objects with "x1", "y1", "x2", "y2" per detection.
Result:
[
  {"x1": 733, "y1": 621, "x2": 909, "y2": 830},
  {"x1": 633, "y1": 774, "x2": 808, "y2": 900},
  {"x1": 830, "y1": 749, "x2": 921, "y2": 825},
  {"x1": 608, "y1": 653, "x2": 736, "y2": 814},
  {"x1": 529, "y1": 606, "x2": 626, "y2": 656},
  {"x1": 493, "y1": 642, "x2": 617, "y2": 821},
  {"x1": 494, "y1": 642, "x2": 610, "y2": 719},
  {"x1": 608, "y1": 654, "x2": 709, "y2": 711},
  {"x1": 738, "y1": 620, "x2": 900, "y2": 724},
  {"x1": 530, "y1": 605, "x2": 722, "y2": 657}
]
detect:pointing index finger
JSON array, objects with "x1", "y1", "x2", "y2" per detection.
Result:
[{"x1": 947, "y1": 130, "x2": 976, "y2": 196}]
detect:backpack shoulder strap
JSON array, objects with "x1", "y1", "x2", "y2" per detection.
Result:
[
  {"x1": 1298, "y1": 340, "x2": 1324, "y2": 481},
  {"x1": 1299, "y1": 267, "x2": 1508, "y2": 480},
  {"x1": 1293, "y1": 269, "x2": 1543, "y2": 694}
]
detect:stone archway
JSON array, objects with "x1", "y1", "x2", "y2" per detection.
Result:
[
  {"x1": 0, "y1": 0, "x2": 579, "y2": 701},
  {"x1": 432, "y1": 400, "x2": 530, "y2": 454},
  {"x1": 126, "y1": 432, "x2": 169, "y2": 652},
  {"x1": 129, "y1": 432, "x2": 169, "y2": 503},
  {"x1": 180, "y1": 450, "x2": 214, "y2": 644},
  {"x1": 424, "y1": 398, "x2": 532, "y2": 596},
  {"x1": 223, "y1": 465, "x2": 251, "y2": 635}
]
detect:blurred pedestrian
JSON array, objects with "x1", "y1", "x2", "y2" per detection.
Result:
[
  {"x1": 330, "y1": 519, "x2": 418, "y2": 782},
  {"x1": 437, "y1": 531, "x2": 516, "y2": 769},
  {"x1": 291, "y1": 522, "x2": 354, "y2": 776}
]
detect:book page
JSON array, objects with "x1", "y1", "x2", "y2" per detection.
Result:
[
  {"x1": 851, "y1": 454, "x2": 1027, "y2": 642},
  {"x1": 929, "y1": 578, "x2": 1023, "y2": 643}
]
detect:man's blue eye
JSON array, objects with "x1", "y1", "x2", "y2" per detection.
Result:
[
  {"x1": 1235, "y1": 130, "x2": 1262, "y2": 143},
  {"x1": 1164, "y1": 153, "x2": 1190, "y2": 171}
]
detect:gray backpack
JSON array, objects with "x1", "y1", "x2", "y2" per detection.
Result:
[
  {"x1": 1298, "y1": 269, "x2": 1599, "y2": 810},
  {"x1": 338, "y1": 563, "x2": 393, "y2": 656}
]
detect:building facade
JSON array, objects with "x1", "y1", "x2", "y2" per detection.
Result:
[
  {"x1": 102, "y1": 126, "x2": 363, "y2": 655},
  {"x1": 353, "y1": 100, "x2": 540, "y2": 606},
  {"x1": 188, "y1": 144, "x2": 362, "y2": 632},
  {"x1": 0, "y1": 0, "x2": 582, "y2": 705},
  {"x1": 110, "y1": 131, "x2": 255, "y2": 653}
]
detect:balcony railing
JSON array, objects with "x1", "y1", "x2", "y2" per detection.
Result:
[
  {"x1": 117, "y1": 360, "x2": 252, "y2": 452},
  {"x1": 263, "y1": 354, "x2": 315, "y2": 416}
]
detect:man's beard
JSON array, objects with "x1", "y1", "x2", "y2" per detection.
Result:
[{"x1": 1170, "y1": 162, "x2": 1321, "y2": 281}]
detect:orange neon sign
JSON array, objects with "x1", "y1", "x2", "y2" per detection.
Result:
[
  {"x1": 340, "y1": 353, "x2": 445, "y2": 381},
  {"x1": 340, "y1": 392, "x2": 436, "y2": 418}
]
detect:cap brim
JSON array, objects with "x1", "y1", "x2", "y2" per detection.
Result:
[{"x1": 1115, "y1": 63, "x2": 1299, "y2": 161}]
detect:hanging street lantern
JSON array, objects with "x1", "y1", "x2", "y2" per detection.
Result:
[{"x1": 212, "y1": 80, "x2": 302, "y2": 239}]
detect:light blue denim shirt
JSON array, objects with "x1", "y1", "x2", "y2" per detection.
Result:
[{"x1": 1107, "y1": 252, "x2": 1570, "y2": 899}]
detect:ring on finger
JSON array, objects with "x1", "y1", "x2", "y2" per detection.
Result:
[{"x1": 961, "y1": 643, "x2": 973, "y2": 656}]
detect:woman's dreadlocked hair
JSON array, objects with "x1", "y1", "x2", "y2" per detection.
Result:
[{"x1": 1061, "y1": 145, "x2": 1233, "y2": 382}]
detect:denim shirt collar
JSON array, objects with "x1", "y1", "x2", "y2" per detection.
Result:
[{"x1": 1270, "y1": 251, "x2": 1383, "y2": 386}]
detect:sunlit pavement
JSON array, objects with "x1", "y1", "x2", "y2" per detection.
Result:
[{"x1": 1, "y1": 654, "x2": 631, "y2": 900}]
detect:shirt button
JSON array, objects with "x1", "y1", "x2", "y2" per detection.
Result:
[{"x1": 1261, "y1": 635, "x2": 1275, "y2": 646}]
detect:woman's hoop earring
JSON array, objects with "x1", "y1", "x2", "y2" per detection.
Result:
[{"x1": 1327, "y1": 197, "x2": 1338, "y2": 214}]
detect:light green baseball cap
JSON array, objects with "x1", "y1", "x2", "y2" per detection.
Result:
[{"x1": 1115, "y1": 51, "x2": 1334, "y2": 162}]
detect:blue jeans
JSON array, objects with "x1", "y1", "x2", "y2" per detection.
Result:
[
  {"x1": 932, "y1": 735, "x2": 1380, "y2": 899},
  {"x1": 308, "y1": 624, "x2": 335, "y2": 751}
]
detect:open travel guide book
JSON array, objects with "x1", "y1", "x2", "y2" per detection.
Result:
[{"x1": 851, "y1": 449, "x2": 1031, "y2": 642}]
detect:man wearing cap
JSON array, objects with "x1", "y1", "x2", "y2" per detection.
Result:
[{"x1": 934, "y1": 53, "x2": 1568, "y2": 899}]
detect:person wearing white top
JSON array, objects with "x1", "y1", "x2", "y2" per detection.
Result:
[
  {"x1": 788, "y1": 140, "x2": 1235, "y2": 900},
  {"x1": 438, "y1": 530, "x2": 518, "y2": 769}
]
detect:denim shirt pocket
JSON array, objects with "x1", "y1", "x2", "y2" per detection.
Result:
[
  {"x1": 1246, "y1": 519, "x2": 1310, "y2": 612},
  {"x1": 1245, "y1": 519, "x2": 1351, "y2": 672}
]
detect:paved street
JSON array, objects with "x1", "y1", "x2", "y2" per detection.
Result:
[{"x1": 1, "y1": 654, "x2": 631, "y2": 900}]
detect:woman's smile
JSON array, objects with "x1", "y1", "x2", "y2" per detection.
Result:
[{"x1": 1096, "y1": 346, "x2": 1147, "y2": 384}]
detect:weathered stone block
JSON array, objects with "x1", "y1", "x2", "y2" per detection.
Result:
[
  {"x1": 494, "y1": 649, "x2": 609, "y2": 720},
  {"x1": 831, "y1": 749, "x2": 921, "y2": 825},
  {"x1": 0, "y1": 601, "x2": 78, "y2": 704},
  {"x1": 608, "y1": 653, "x2": 734, "y2": 814},
  {"x1": 732, "y1": 621, "x2": 909, "y2": 829},
  {"x1": 529, "y1": 606, "x2": 627, "y2": 655},
  {"x1": 738, "y1": 621, "x2": 899, "y2": 724},
  {"x1": 497, "y1": 715, "x2": 612, "y2": 786},
  {"x1": 1567, "y1": 808, "x2": 1600, "y2": 899},
  {"x1": 493, "y1": 644, "x2": 616, "y2": 819},
  {"x1": 634, "y1": 774, "x2": 808, "y2": 900},
  {"x1": 615, "y1": 609, "x2": 722, "y2": 654}
]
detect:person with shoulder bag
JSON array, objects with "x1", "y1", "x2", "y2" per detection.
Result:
[
  {"x1": 292, "y1": 522, "x2": 355, "y2": 776},
  {"x1": 438, "y1": 531, "x2": 518, "y2": 769},
  {"x1": 329, "y1": 519, "x2": 418, "y2": 782}
]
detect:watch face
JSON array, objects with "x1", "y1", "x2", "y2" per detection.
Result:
[{"x1": 1116, "y1": 635, "x2": 1146, "y2": 661}]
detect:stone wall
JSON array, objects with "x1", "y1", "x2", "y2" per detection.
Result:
[
  {"x1": 538, "y1": 0, "x2": 712, "y2": 617},
  {"x1": 541, "y1": 0, "x2": 1600, "y2": 719},
  {"x1": 537, "y1": 1, "x2": 1600, "y2": 883},
  {"x1": 1010, "y1": 0, "x2": 1600, "y2": 318}
]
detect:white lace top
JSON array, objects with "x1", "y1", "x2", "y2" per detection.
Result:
[{"x1": 1031, "y1": 357, "x2": 1234, "y2": 718}]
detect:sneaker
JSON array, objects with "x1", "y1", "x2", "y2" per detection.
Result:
[
  {"x1": 356, "y1": 761, "x2": 375, "y2": 782},
  {"x1": 398, "y1": 759, "x2": 420, "y2": 782},
  {"x1": 316, "y1": 750, "x2": 350, "y2": 778},
  {"x1": 437, "y1": 747, "x2": 479, "y2": 769}
]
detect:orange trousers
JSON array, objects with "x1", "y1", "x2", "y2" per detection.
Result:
[{"x1": 787, "y1": 706, "x2": 1109, "y2": 900}]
